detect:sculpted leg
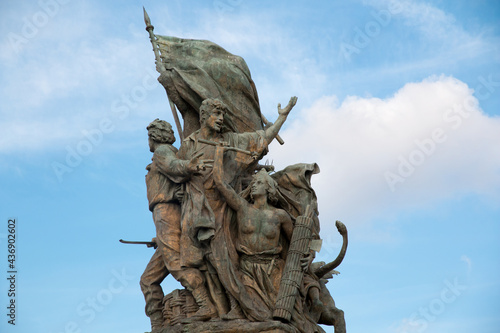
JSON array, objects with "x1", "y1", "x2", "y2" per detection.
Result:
[
  {"x1": 317, "y1": 280, "x2": 346, "y2": 333},
  {"x1": 140, "y1": 248, "x2": 168, "y2": 332},
  {"x1": 308, "y1": 286, "x2": 324, "y2": 322},
  {"x1": 205, "y1": 266, "x2": 230, "y2": 316},
  {"x1": 189, "y1": 285, "x2": 218, "y2": 321},
  {"x1": 171, "y1": 268, "x2": 217, "y2": 322},
  {"x1": 155, "y1": 202, "x2": 217, "y2": 322}
]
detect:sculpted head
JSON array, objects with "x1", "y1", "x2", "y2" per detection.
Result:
[
  {"x1": 199, "y1": 98, "x2": 227, "y2": 132},
  {"x1": 249, "y1": 169, "x2": 278, "y2": 205},
  {"x1": 147, "y1": 119, "x2": 175, "y2": 152}
]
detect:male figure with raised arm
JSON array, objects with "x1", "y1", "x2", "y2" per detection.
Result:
[{"x1": 175, "y1": 97, "x2": 297, "y2": 321}]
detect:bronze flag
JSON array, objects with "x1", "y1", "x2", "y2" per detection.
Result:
[{"x1": 155, "y1": 35, "x2": 264, "y2": 138}]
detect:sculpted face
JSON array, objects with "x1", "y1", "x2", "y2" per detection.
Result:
[
  {"x1": 251, "y1": 174, "x2": 269, "y2": 197},
  {"x1": 148, "y1": 137, "x2": 155, "y2": 152},
  {"x1": 204, "y1": 107, "x2": 225, "y2": 132}
]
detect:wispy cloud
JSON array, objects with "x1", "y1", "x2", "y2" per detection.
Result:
[
  {"x1": 3, "y1": 0, "x2": 497, "y2": 157},
  {"x1": 365, "y1": 0, "x2": 496, "y2": 57},
  {"x1": 187, "y1": 7, "x2": 330, "y2": 113},
  {"x1": 0, "y1": 2, "x2": 328, "y2": 154},
  {"x1": 0, "y1": 2, "x2": 162, "y2": 153}
]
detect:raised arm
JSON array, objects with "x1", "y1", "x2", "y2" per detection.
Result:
[
  {"x1": 213, "y1": 145, "x2": 248, "y2": 211},
  {"x1": 263, "y1": 96, "x2": 297, "y2": 143}
]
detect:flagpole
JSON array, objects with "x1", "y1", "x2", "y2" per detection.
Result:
[{"x1": 143, "y1": 7, "x2": 184, "y2": 141}]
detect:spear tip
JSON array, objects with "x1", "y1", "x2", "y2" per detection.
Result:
[{"x1": 143, "y1": 7, "x2": 151, "y2": 27}]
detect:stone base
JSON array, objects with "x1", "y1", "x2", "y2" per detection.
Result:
[{"x1": 158, "y1": 319, "x2": 299, "y2": 333}]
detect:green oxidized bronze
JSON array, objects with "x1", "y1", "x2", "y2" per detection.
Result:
[{"x1": 125, "y1": 8, "x2": 349, "y2": 333}]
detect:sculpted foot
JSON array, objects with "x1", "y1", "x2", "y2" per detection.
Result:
[{"x1": 182, "y1": 287, "x2": 217, "y2": 322}]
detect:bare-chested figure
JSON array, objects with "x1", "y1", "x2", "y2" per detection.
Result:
[
  {"x1": 214, "y1": 145, "x2": 345, "y2": 333},
  {"x1": 213, "y1": 144, "x2": 293, "y2": 315}
]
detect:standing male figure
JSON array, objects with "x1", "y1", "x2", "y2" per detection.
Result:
[
  {"x1": 140, "y1": 119, "x2": 216, "y2": 332},
  {"x1": 176, "y1": 97, "x2": 297, "y2": 321}
]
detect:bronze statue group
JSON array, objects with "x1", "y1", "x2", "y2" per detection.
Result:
[{"x1": 139, "y1": 97, "x2": 347, "y2": 333}]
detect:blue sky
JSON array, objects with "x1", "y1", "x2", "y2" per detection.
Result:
[{"x1": 0, "y1": 0, "x2": 499, "y2": 332}]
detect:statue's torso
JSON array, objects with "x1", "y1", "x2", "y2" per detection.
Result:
[{"x1": 237, "y1": 206, "x2": 282, "y2": 254}]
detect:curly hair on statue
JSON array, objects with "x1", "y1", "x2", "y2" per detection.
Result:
[
  {"x1": 147, "y1": 118, "x2": 175, "y2": 144},
  {"x1": 199, "y1": 98, "x2": 229, "y2": 124}
]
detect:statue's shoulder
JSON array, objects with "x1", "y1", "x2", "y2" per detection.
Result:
[
  {"x1": 276, "y1": 207, "x2": 292, "y2": 220},
  {"x1": 182, "y1": 131, "x2": 200, "y2": 145},
  {"x1": 154, "y1": 144, "x2": 178, "y2": 157}
]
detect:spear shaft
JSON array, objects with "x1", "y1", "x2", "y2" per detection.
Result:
[{"x1": 143, "y1": 7, "x2": 184, "y2": 141}]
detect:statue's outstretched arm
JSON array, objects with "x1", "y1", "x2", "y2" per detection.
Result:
[
  {"x1": 154, "y1": 148, "x2": 205, "y2": 181},
  {"x1": 263, "y1": 96, "x2": 297, "y2": 143}
]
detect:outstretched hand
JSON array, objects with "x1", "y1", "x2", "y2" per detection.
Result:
[
  {"x1": 147, "y1": 237, "x2": 158, "y2": 249},
  {"x1": 187, "y1": 152, "x2": 211, "y2": 173},
  {"x1": 277, "y1": 96, "x2": 298, "y2": 117}
]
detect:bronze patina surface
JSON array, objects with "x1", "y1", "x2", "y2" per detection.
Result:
[{"x1": 124, "y1": 8, "x2": 349, "y2": 333}]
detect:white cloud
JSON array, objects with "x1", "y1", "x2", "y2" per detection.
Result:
[{"x1": 268, "y1": 75, "x2": 500, "y2": 228}]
